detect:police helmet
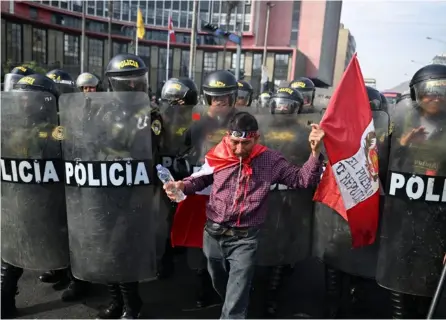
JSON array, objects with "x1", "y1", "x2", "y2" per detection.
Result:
[
  {"x1": 76, "y1": 72, "x2": 103, "y2": 92},
  {"x1": 105, "y1": 53, "x2": 148, "y2": 93},
  {"x1": 409, "y1": 64, "x2": 446, "y2": 114},
  {"x1": 270, "y1": 87, "x2": 304, "y2": 114},
  {"x1": 379, "y1": 93, "x2": 389, "y2": 113},
  {"x1": 4, "y1": 65, "x2": 36, "y2": 92},
  {"x1": 366, "y1": 86, "x2": 382, "y2": 111},
  {"x1": 236, "y1": 80, "x2": 253, "y2": 107},
  {"x1": 161, "y1": 77, "x2": 198, "y2": 106},
  {"x1": 13, "y1": 74, "x2": 59, "y2": 120},
  {"x1": 289, "y1": 77, "x2": 316, "y2": 106},
  {"x1": 46, "y1": 69, "x2": 77, "y2": 94},
  {"x1": 202, "y1": 70, "x2": 238, "y2": 107}
]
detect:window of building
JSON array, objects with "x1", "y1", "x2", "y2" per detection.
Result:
[
  {"x1": 96, "y1": 1, "x2": 104, "y2": 16},
  {"x1": 73, "y1": 1, "x2": 82, "y2": 12},
  {"x1": 60, "y1": 0, "x2": 68, "y2": 9},
  {"x1": 63, "y1": 34, "x2": 79, "y2": 66},
  {"x1": 87, "y1": 1, "x2": 94, "y2": 15},
  {"x1": 51, "y1": 1, "x2": 59, "y2": 7},
  {"x1": 180, "y1": 50, "x2": 190, "y2": 77},
  {"x1": 251, "y1": 53, "x2": 263, "y2": 94},
  {"x1": 113, "y1": 1, "x2": 121, "y2": 20},
  {"x1": 181, "y1": 0, "x2": 188, "y2": 11},
  {"x1": 5, "y1": 22, "x2": 23, "y2": 63},
  {"x1": 203, "y1": 52, "x2": 217, "y2": 81},
  {"x1": 138, "y1": 45, "x2": 151, "y2": 72},
  {"x1": 158, "y1": 48, "x2": 173, "y2": 84},
  {"x1": 273, "y1": 54, "x2": 289, "y2": 83},
  {"x1": 32, "y1": 28, "x2": 47, "y2": 65},
  {"x1": 122, "y1": 1, "x2": 130, "y2": 20},
  {"x1": 88, "y1": 38, "x2": 104, "y2": 76},
  {"x1": 231, "y1": 53, "x2": 245, "y2": 71},
  {"x1": 290, "y1": 31, "x2": 298, "y2": 47},
  {"x1": 113, "y1": 42, "x2": 128, "y2": 56},
  {"x1": 131, "y1": 1, "x2": 138, "y2": 21}
]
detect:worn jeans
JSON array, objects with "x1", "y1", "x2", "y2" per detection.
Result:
[{"x1": 202, "y1": 224, "x2": 259, "y2": 319}]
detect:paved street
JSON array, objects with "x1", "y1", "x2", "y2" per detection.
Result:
[{"x1": 14, "y1": 254, "x2": 446, "y2": 319}]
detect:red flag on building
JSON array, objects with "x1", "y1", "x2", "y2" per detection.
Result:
[
  {"x1": 313, "y1": 53, "x2": 380, "y2": 248},
  {"x1": 168, "y1": 15, "x2": 176, "y2": 43}
]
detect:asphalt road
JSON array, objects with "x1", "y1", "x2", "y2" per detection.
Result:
[{"x1": 14, "y1": 253, "x2": 446, "y2": 319}]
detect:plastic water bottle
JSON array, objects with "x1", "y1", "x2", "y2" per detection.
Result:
[{"x1": 156, "y1": 164, "x2": 186, "y2": 203}]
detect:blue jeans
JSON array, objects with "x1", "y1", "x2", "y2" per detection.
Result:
[{"x1": 202, "y1": 226, "x2": 259, "y2": 319}]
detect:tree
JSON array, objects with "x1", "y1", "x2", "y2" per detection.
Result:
[
  {"x1": 3, "y1": 59, "x2": 48, "y2": 75},
  {"x1": 222, "y1": 1, "x2": 239, "y2": 69}
]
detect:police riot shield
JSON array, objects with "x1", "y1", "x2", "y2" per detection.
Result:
[
  {"x1": 376, "y1": 107, "x2": 446, "y2": 297},
  {"x1": 254, "y1": 112, "x2": 322, "y2": 266},
  {"x1": 312, "y1": 110, "x2": 390, "y2": 278},
  {"x1": 1, "y1": 91, "x2": 69, "y2": 270},
  {"x1": 58, "y1": 92, "x2": 157, "y2": 283}
]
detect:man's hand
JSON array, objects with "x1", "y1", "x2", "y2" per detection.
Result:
[
  {"x1": 309, "y1": 123, "x2": 325, "y2": 157},
  {"x1": 400, "y1": 126, "x2": 428, "y2": 146},
  {"x1": 163, "y1": 181, "x2": 185, "y2": 201}
]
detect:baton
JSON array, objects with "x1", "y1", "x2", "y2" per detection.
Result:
[{"x1": 426, "y1": 258, "x2": 446, "y2": 319}]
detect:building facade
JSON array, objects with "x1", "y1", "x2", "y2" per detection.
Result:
[
  {"x1": 332, "y1": 23, "x2": 356, "y2": 87},
  {"x1": 1, "y1": 0, "x2": 342, "y2": 92},
  {"x1": 432, "y1": 53, "x2": 446, "y2": 65}
]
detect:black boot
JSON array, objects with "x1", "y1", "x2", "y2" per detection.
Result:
[
  {"x1": 265, "y1": 265, "x2": 292, "y2": 317},
  {"x1": 325, "y1": 266, "x2": 343, "y2": 319},
  {"x1": 390, "y1": 291, "x2": 420, "y2": 319},
  {"x1": 97, "y1": 284, "x2": 123, "y2": 319},
  {"x1": 39, "y1": 269, "x2": 66, "y2": 283},
  {"x1": 195, "y1": 268, "x2": 213, "y2": 308},
  {"x1": 120, "y1": 282, "x2": 142, "y2": 319},
  {"x1": 1, "y1": 261, "x2": 23, "y2": 319},
  {"x1": 61, "y1": 268, "x2": 89, "y2": 302},
  {"x1": 157, "y1": 238, "x2": 175, "y2": 280}
]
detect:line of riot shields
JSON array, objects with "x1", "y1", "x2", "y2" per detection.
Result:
[{"x1": 2, "y1": 89, "x2": 445, "y2": 317}]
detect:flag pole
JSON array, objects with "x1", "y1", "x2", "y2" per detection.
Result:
[
  {"x1": 166, "y1": 10, "x2": 171, "y2": 81},
  {"x1": 80, "y1": 1, "x2": 86, "y2": 73},
  {"x1": 135, "y1": 28, "x2": 139, "y2": 55}
]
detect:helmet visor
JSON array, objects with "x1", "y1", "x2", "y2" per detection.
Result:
[
  {"x1": 300, "y1": 90, "x2": 313, "y2": 106},
  {"x1": 413, "y1": 79, "x2": 446, "y2": 113},
  {"x1": 270, "y1": 97, "x2": 299, "y2": 114},
  {"x1": 109, "y1": 73, "x2": 148, "y2": 93},
  {"x1": 161, "y1": 80, "x2": 188, "y2": 102},
  {"x1": 4, "y1": 74, "x2": 24, "y2": 92}
]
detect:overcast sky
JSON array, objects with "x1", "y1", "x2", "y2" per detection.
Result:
[{"x1": 340, "y1": 0, "x2": 446, "y2": 90}]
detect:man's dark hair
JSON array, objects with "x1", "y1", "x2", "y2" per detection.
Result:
[{"x1": 228, "y1": 112, "x2": 259, "y2": 132}]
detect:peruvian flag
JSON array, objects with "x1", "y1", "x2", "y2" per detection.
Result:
[
  {"x1": 313, "y1": 53, "x2": 380, "y2": 248},
  {"x1": 168, "y1": 15, "x2": 176, "y2": 43}
]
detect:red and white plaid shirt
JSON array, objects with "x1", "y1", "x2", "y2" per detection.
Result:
[{"x1": 182, "y1": 149, "x2": 324, "y2": 227}]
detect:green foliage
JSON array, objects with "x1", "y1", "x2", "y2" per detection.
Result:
[{"x1": 3, "y1": 59, "x2": 48, "y2": 75}]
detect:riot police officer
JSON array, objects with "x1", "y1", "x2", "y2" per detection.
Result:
[
  {"x1": 76, "y1": 72, "x2": 104, "y2": 93},
  {"x1": 270, "y1": 87, "x2": 304, "y2": 114},
  {"x1": 1, "y1": 74, "x2": 66, "y2": 318},
  {"x1": 379, "y1": 92, "x2": 389, "y2": 114},
  {"x1": 45, "y1": 69, "x2": 77, "y2": 94},
  {"x1": 157, "y1": 77, "x2": 199, "y2": 280},
  {"x1": 39, "y1": 69, "x2": 81, "y2": 297},
  {"x1": 235, "y1": 80, "x2": 253, "y2": 107},
  {"x1": 377, "y1": 64, "x2": 446, "y2": 319},
  {"x1": 3, "y1": 65, "x2": 36, "y2": 92},
  {"x1": 259, "y1": 91, "x2": 272, "y2": 109},
  {"x1": 289, "y1": 77, "x2": 316, "y2": 112},
  {"x1": 93, "y1": 53, "x2": 162, "y2": 319}
]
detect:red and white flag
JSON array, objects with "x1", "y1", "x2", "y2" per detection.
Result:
[
  {"x1": 168, "y1": 15, "x2": 176, "y2": 43},
  {"x1": 313, "y1": 53, "x2": 380, "y2": 248}
]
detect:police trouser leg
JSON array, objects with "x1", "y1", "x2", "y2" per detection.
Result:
[
  {"x1": 1, "y1": 260, "x2": 23, "y2": 319},
  {"x1": 195, "y1": 268, "x2": 213, "y2": 308},
  {"x1": 97, "y1": 283, "x2": 123, "y2": 319},
  {"x1": 325, "y1": 265, "x2": 343, "y2": 318},
  {"x1": 265, "y1": 264, "x2": 292, "y2": 317},
  {"x1": 120, "y1": 282, "x2": 142, "y2": 319},
  {"x1": 157, "y1": 202, "x2": 177, "y2": 279}
]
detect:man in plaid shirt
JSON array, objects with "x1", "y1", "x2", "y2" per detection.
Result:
[{"x1": 165, "y1": 112, "x2": 325, "y2": 319}]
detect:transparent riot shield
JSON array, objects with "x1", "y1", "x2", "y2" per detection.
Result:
[
  {"x1": 376, "y1": 107, "x2": 446, "y2": 297},
  {"x1": 1, "y1": 91, "x2": 69, "y2": 270},
  {"x1": 254, "y1": 112, "x2": 322, "y2": 266},
  {"x1": 312, "y1": 110, "x2": 389, "y2": 278},
  {"x1": 58, "y1": 92, "x2": 157, "y2": 283}
]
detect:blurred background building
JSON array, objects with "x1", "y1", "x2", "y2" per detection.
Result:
[
  {"x1": 332, "y1": 23, "x2": 356, "y2": 87},
  {"x1": 1, "y1": 0, "x2": 342, "y2": 93}
]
